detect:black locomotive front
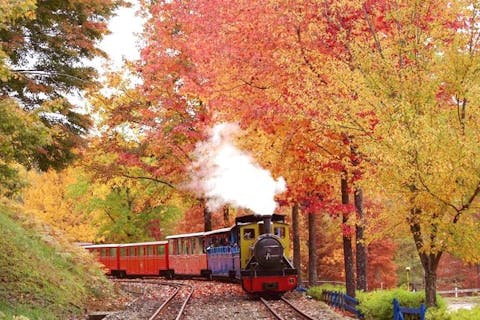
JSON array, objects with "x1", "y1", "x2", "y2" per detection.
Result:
[
  {"x1": 240, "y1": 215, "x2": 298, "y2": 295},
  {"x1": 253, "y1": 234, "x2": 284, "y2": 269}
]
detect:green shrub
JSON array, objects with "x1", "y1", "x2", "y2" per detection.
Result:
[
  {"x1": 309, "y1": 284, "x2": 480, "y2": 320},
  {"x1": 308, "y1": 286, "x2": 446, "y2": 320},
  {"x1": 427, "y1": 306, "x2": 480, "y2": 320},
  {"x1": 426, "y1": 306, "x2": 452, "y2": 320},
  {"x1": 357, "y1": 289, "x2": 445, "y2": 320},
  {"x1": 307, "y1": 284, "x2": 346, "y2": 300}
]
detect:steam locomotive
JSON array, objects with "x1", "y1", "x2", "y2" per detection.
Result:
[{"x1": 83, "y1": 214, "x2": 298, "y2": 295}]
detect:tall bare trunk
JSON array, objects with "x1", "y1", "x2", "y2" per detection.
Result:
[
  {"x1": 292, "y1": 203, "x2": 302, "y2": 284},
  {"x1": 223, "y1": 205, "x2": 230, "y2": 227},
  {"x1": 355, "y1": 187, "x2": 367, "y2": 291},
  {"x1": 349, "y1": 137, "x2": 367, "y2": 291},
  {"x1": 203, "y1": 199, "x2": 212, "y2": 232},
  {"x1": 423, "y1": 258, "x2": 440, "y2": 307},
  {"x1": 342, "y1": 175, "x2": 356, "y2": 297},
  {"x1": 308, "y1": 212, "x2": 317, "y2": 286},
  {"x1": 409, "y1": 208, "x2": 442, "y2": 307}
]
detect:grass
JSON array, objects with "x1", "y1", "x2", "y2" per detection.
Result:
[{"x1": 0, "y1": 200, "x2": 113, "y2": 319}]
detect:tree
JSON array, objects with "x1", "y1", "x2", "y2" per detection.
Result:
[
  {"x1": 139, "y1": 0, "x2": 373, "y2": 291},
  {"x1": 22, "y1": 167, "x2": 98, "y2": 241},
  {"x1": 1, "y1": 0, "x2": 122, "y2": 108},
  {"x1": 341, "y1": 173, "x2": 356, "y2": 297},
  {"x1": 0, "y1": 0, "x2": 122, "y2": 194},
  {"x1": 291, "y1": 203, "x2": 302, "y2": 284},
  {"x1": 308, "y1": 209, "x2": 318, "y2": 286},
  {"x1": 344, "y1": 0, "x2": 480, "y2": 307},
  {"x1": 367, "y1": 239, "x2": 397, "y2": 290}
]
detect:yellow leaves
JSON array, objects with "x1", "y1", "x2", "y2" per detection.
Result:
[
  {"x1": 22, "y1": 167, "x2": 98, "y2": 242},
  {"x1": 0, "y1": 0, "x2": 35, "y2": 82},
  {"x1": 0, "y1": 0, "x2": 36, "y2": 29}
]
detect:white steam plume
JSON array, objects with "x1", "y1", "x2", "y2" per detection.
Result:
[{"x1": 189, "y1": 123, "x2": 286, "y2": 216}]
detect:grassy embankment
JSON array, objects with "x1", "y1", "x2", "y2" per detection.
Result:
[{"x1": 0, "y1": 200, "x2": 113, "y2": 319}]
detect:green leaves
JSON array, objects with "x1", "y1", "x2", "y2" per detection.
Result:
[
  {"x1": 0, "y1": 99, "x2": 50, "y2": 195},
  {"x1": 0, "y1": 0, "x2": 123, "y2": 195}
]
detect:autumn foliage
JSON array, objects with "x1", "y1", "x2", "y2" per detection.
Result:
[{"x1": 2, "y1": 0, "x2": 480, "y2": 310}]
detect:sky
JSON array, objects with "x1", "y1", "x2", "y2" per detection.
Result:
[
  {"x1": 97, "y1": 1, "x2": 144, "y2": 69},
  {"x1": 71, "y1": 2, "x2": 144, "y2": 110}
]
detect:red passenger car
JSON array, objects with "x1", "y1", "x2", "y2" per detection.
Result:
[
  {"x1": 166, "y1": 232, "x2": 210, "y2": 278},
  {"x1": 83, "y1": 243, "x2": 119, "y2": 275},
  {"x1": 83, "y1": 241, "x2": 170, "y2": 277}
]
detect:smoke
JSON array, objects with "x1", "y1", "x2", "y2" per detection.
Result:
[{"x1": 189, "y1": 123, "x2": 286, "y2": 216}]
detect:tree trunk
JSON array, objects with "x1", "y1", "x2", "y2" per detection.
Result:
[
  {"x1": 292, "y1": 203, "x2": 302, "y2": 285},
  {"x1": 203, "y1": 199, "x2": 212, "y2": 232},
  {"x1": 355, "y1": 187, "x2": 367, "y2": 291},
  {"x1": 342, "y1": 175, "x2": 356, "y2": 298},
  {"x1": 409, "y1": 208, "x2": 442, "y2": 307},
  {"x1": 223, "y1": 205, "x2": 230, "y2": 227},
  {"x1": 424, "y1": 264, "x2": 439, "y2": 307},
  {"x1": 308, "y1": 212, "x2": 317, "y2": 286}
]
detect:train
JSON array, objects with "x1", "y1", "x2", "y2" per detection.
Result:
[{"x1": 83, "y1": 214, "x2": 298, "y2": 295}]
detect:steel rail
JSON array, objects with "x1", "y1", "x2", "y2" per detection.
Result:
[
  {"x1": 260, "y1": 297, "x2": 285, "y2": 320},
  {"x1": 148, "y1": 285, "x2": 181, "y2": 320},
  {"x1": 137, "y1": 280, "x2": 193, "y2": 320},
  {"x1": 112, "y1": 278, "x2": 187, "y2": 320},
  {"x1": 175, "y1": 284, "x2": 194, "y2": 320},
  {"x1": 281, "y1": 297, "x2": 316, "y2": 320},
  {"x1": 261, "y1": 296, "x2": 316, "y2": 320}
]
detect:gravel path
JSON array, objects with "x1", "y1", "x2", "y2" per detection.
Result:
[{"x1": 83, "y1": 280, "x2": 353, "y2": 320}]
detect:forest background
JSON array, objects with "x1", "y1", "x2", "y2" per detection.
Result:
[{"x1": 2, "y1": 0, "x2": 480, "y2": 309}]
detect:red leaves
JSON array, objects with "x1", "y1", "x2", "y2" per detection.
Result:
[
  {"x1": 342, "y1": 223, "x2": 354, "y2": 237},
  {"x1": 300, "y1": 193, "x2": 355, "y2": 217},
  {"x1": 118, "y1": 152, "x2": 141, "y2": 167},
  {"x1": 322, "y1": 161, "x2": 345, "y2": 173}
]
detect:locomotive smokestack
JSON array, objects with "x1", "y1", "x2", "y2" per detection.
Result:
[{"x1": 263, "y1": 215, "x2": 272, "y2": 234}]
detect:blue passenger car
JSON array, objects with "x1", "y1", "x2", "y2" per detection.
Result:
[{"x1": 204, "y1": 227, "x2": 240, "y2": 278}]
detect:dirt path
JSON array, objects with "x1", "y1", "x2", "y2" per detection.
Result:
[{"x1": 445, "y1": 297, "x2": 480, "y2": 312}]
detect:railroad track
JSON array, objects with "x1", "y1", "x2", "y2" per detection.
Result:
[
  {"x1": 260, "y1": 296, "x2": 316, "y2": 320},
  {"x1": 109, "y1": 279, "x2": 193, "y2": 320},
  {"x1": 149, "y1": 282, "x2": 193, "y2": 320}
]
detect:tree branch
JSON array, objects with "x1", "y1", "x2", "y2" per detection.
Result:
[
  {"x1": 120, "y1": 174, "x2": 176, "y2": 189},
  {"x1": 13, "y1": 69, "x2": 89, "y2": 83},
  {"x1": 295, "y1": 26, "x2": 327, "y2": 85},
  {"x1": 414, "y1": 153, "x2": 480, "y2": 224},
  {"x1": 453, "y1": 181, "x2": 480, "y2": 223},
  {"x1": 362, "y1": 3, "x2": 384, "y2": 58}
]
